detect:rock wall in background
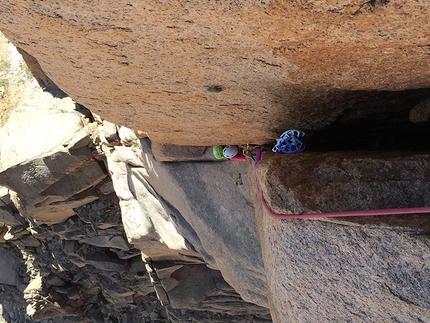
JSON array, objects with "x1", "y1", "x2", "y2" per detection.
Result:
[
  {"x1": 0, "y1": 93, "x2": 107, "y2": 225},
  {"x1": 1, "y1": 0, "x2": 430, "y2": 145},
  {"x1": 0, "y1": 188, "x2": 168, "y2": 323},
  {"x1": 98, "y1": 120, "x2": 271, "y2": 321},
  {"x1": 0, "y1": 87, "x2": 271, "y2": 322},
  {"x1": 1, "y1": 1, "x2": 430, "y2": 323}
]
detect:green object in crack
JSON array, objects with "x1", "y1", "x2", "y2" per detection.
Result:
[{"x1": 213, "y1": 145, "x2": 224, "y2": 159}]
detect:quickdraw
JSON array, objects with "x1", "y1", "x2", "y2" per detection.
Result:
[{"x1": 272, "y1": 130, "x2": 305, "y2": 154}]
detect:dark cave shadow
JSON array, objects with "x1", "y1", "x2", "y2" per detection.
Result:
[
  {"x1": 270, "y1": 84, "x2": 430, "y2": 151},
  {"x1": 269, "y1": 85, "x2": 430, "y2": 231}
]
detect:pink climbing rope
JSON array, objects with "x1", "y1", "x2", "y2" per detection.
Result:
[
  {"x1": 230, "y1": 154, "x2": 247, "y2": 161},
  {"x1": 253, "y1": 147, "x2": 430, "y2": 219}
]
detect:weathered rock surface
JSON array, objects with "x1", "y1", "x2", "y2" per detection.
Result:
[
  {"x1": 0, "y1": 93, "x2": 89, "y2": 171},
  {"x1": 0, "y1": 246, "x2": 20, "y2": 287},
  {"x1": 257, "y1": 151, "x2": 430, "y2": 214},
  {"x1": 0, "y1": 52, "x2": 272, "y2": 321},
  {"x1": 106, "y1": 135, "x2": 271, "y2": 320},
  {"x1": 255, "y1": 215, "x2": 430, "y2": 323},
  {"x1": 151, "y1": 143, "x2": 209, "y2": 162},
  {"x1": 106, "y1": 145, "x2": 199, "y2": 263},
  {"x1": 0, "y1": 187, "x2": 24, "y2": 228},
  {"x1": 0, "y1": 94, "x2": 108, "y2": 224},
  {"x1": 250, "y1": 152, "x2": 430, "y2": 322},
  {"x1": 0, "y1": 194, "x2": 168, "y2": 323},
  {"x1": 2, "y1": 1, "x2": 430, "y2": 145},
  {"x1": 138, "y1": 139, "x2": 268, "y2": 308},
  {"x1": 0, "y1": 117, "x2": 271, "y2": 322},
  {"x1": 2, "y1": 20, "x2": 430, "y2": 323}
]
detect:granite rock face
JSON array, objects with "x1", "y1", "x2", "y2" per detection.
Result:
[
  {"x1": 1, "y1": 9, "x2": 430, "y2": 322},
  {"x1": 1, "y1": 0, "x2": 430, "y2": 145},
  {"x1": 151, "y1": 143, "x2": 209, "y2": 162},
  {"x1": 250, "y1": 152, "x2": 430, "y2": 323},
  {"x1": 257, "y1": 151, "x2": 430, "y2": 214},
  {"x1": 138, "y1": 139, "x2": 268, "y2": 308},
  {"x1": 106, "y1": 136, "x2": 271, "y2": 320},
  {"x1": 253, "y1": 213, "x2": 430, "y2": 323}
]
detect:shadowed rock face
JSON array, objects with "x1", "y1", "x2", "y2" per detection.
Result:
[
  {"x1": 1, "y1": 0, "x2": 430, "y2": 145},
  {"x1": 257, "y1": 151, "x2": 430, "y2": 214}
]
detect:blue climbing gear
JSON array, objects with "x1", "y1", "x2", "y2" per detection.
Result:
[{"x1": 272, "y1": 130, "x2": 305, "y2": 154}]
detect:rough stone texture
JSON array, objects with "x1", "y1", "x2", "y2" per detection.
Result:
[
  {"x1": 2, "y1": 1, "x2": 430, "y2": 145},
  {"x1": 409, "y1": 98, "x2": 430, "y2": 123},
  {"x1": 0, "y1": 37, "x2": 271, "y2": 323},
  {"x1": 106, "y1": 145, "x2": 199, "y2": 263},
  {"x1": 16, "y1": 47, "x2": 68, "y2": 98},
  {"x1": 0, "y1": 47, "x2": 271, "y2": 320},
  {"x1": 139, "y1": 139, "x2": 268, "y2": 309},
  {"x1": 0, "y1": 96, "x2": 108, "y2": 224},
  {"x1": 0, "y1": 194, "x2": 169, "y2": 323},
  {"x1": 151, "y1": 143, "x2": 209, "y2": 162},
  {"x1": 0, "y1": 246, "x2": 19, "y2": 286},
  {"x1": 4, "y1": 20, "x2": 430, "y2": 322},
  {"x1": 0, "y1": 93, "x2": 89, "y2": 171},
  {"x1": 255, "y1": 215, "x2": 430, "y2": 323},
  {"x1": 0, "y1": 187, "x2": 25, "y2": 227},
  {"x1": 106, "y1": 137, "x2": 271, "y2": 320},
  {"x1": 257, "y1": 151, "x2": 430, "y2": 214},
  {"x1": 156, "y1": 263, "x2": 269, "y2": 319},
  {"x1": 249, "y1": 153, "x2": 430, "y2": 323}
]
